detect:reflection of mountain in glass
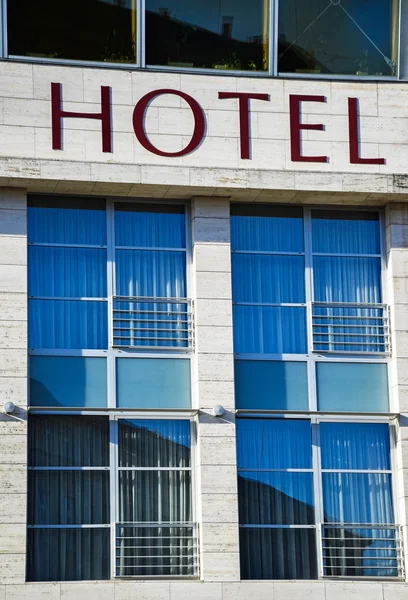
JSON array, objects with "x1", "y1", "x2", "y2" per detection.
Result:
[{"x1": 239, "y1": 475, "x2": 399, "y2": 579}]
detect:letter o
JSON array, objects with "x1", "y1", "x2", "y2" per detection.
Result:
[{"x1": 133, "y1": 89, "x2": 206, "y2": 157}]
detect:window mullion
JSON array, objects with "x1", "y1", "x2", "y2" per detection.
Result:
[
  {"x1": 109, "y1": 415, "x2": 118, "y2": 579},
  {"x1": 270, "y1": 0, "x2": 278, "y2": 76},
  {"x1": 311, "y1": 420, "x2": 324, "y2": 579}
]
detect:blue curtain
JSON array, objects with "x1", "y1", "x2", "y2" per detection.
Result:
[
  {"x1": 28, "y1": 247, "x2": 107, "y2": 298},
  {"x1": 231, "y1": 210, "x2": 306, "y2": 357},
  {"x1": 28, "y1": 206, "x2": 106, "y2": 245},
  {"x1": 312, "y1": 212, "x2": 380, "y2": 254},
  {"x1": 115, "y1": 207, "x2": 185, "y2": 248},
  {"x1": 115, "y1": 250, "x2": 186, "y2": 298},
  {"x1": 27, "y1": 416, "x2": 110, "y2": 582},
  {"x1": 117, "y1": 420, "x2": 193, "y2": 576},
  {"x1": 28, "y1": 203, "x2": 108, "y2": 350},
  {"x1": 313, "y1": 257, "x2": 382, "y2": 304},
  {"x1": 320, "y1": 423, "x2": 396, "y2": 577},
  {"x1": 29, "y1": 299, "x2": 108, "y2": 349},
  {"x1": 231, "y1": 214, "x2": 304, "y2": 252},
  {"x1": 237, "y1": 419, "x2": 316, "y2": 579}
]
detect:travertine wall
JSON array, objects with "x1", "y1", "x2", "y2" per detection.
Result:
[{"x1": 0, "y1": 188, "x2": 27, "y2": 585}]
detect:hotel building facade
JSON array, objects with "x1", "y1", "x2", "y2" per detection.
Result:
[{"x1": 0, "y1": 1, "x2": 407, "y2": 599}]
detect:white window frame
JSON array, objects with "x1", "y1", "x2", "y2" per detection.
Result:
[
  {"x1": 28, "y1": 411, "x2": 198, "y2": 581},
  {"x1": 27, "y1": 196, "x2": 194, "y2": 410},
  {"x1": 236, "y1": 415, "x2": 403, "y2": 580}
]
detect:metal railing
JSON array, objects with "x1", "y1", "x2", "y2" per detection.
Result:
[
  {"x1": 321, "y1": 524, "x2": 404, "y2": 579},
  {"x1": 312, "y1": 302, "x2": 390, "y2": 355},
  {"x1": 115, "y1": 522, "x2": 199, "y2": 577},
  {"x1": 113, "y1": 296, "x2": 194, "y2": 350}
]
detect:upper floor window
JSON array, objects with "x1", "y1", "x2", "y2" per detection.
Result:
[
  {"x1": 28, "y1": 196, "x2": 192, "y2": 410},
  {"x1": 5, "y1": 0, "x2": 401, "y2": 77}
]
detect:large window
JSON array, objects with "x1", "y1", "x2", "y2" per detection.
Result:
[
  {"x1": 28, "y1": 196, "x2": 192, "y2": 410},
  {"x1": 237, "y1": 419, "x2": 402, "y2": 580},
  {"x1": 232, "y1": 205, "x2": 401, "y2": 580},
  {"x1": 5, "y1": 0, "x2": 401, "y2": 77},
  {"x1": 231, "y1": 206, "x2": 390, "y2": 414},
  {"x1": 27, "y1": 416, "x2": 196, "y2": 581}
]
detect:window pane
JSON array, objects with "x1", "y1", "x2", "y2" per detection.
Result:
[
  {"x1": 240, "y1": 528, "x2": 317, "y2": 579},
  {"x1": 116, "y1": 250, "x2": 186, "y2": 298},
  {"x1": 115, "y1": 204, "x2": 185, "y2": 248},
  {"x1": 313, "y1": 257, "x2": 382, "y2": 303},
  {"x1": 29, "y1": 415, "x2": 109, "y2": 467},
  {"x1": 320, "y1": 423, "x2": 391, "y2": 470},
  {"x1": 231, "y1": 206, "x2": 304, "y2": 252},
  {"x1": 312, "y1": 211, "x2": 380, "y2": 254},
  {"x1": 8, "y1": 1, "x2": 136, "y2": 64},
  {"x1": 28, "y1": 247, "x2": 107, "y2": 298},
  {"x1": 237, "y1": 420, "x2": 312, "y2": 469},
  {"x1": 119, "y1": 471, "x2": 192, "y2": 522},
  {"x1": 116, "y1": 358, "x2": 191, "y2": 408},
  {"x1": 30, "y1": 357, "x2": 107, "y2": 408},
  {"x1": 27, "y1": 528, "x2": 110, "y2": 582},
  {"x1": 119, "y1": 420, "x2": 191, "y2": 468},
  {"x1": 28, "y1": 471, "x2": 110, "y2": 525},
  {"x1": 239, "y1": 473, "x2": 314, "y2": 525},
  {"x1": 316, "y1": 363, "x2": 389, "y2": 412},
  {"x1": 233, "y1": 306, "x2": 307, "y2": 354},
  {"x1": 29, "y1": 299, "x2": 108, "y2": 349},
  {"x1": 234, "y1": 360, "x2": 308, "y2": 410},
  {"x1": 323, "y1": 473, "x2": 394, "y2": 524},
  {"x1": 278, "y1": 0, "x2": 398, "y2": 76},
  {"x1": 232, "y1": 254, "x2": 305, "y2": 303},
  {"x1": 146, "y1": 0, "x2": 269, "y2": 71},
  {"x1": 323, "y1": 526, "x2": 400, "y2": 578},
  {"x1": 28, "y1": 199, "x2": 106, "y2": 245}
]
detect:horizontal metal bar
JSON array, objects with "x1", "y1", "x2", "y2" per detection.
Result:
[
  {"x1": 114, "y1": 296, "x2": 191, "y2": 303},
  {"x1": 28, "y1": 466, "x2": 109, "y2": 471},
  {"x1": 312, "y1": 253, "x2": 382, "y2": 258},
  {"x1": 118, "y1": 467, "x2": 191, "y2": 471},
  {"x1": 29, "y1": 242, "x2": 107, "y2": 249},
  {"x1": 115, "y1": 246, "x2": 186, "y2": 252},
  {"x1": 234, "y1": 302, "x2": 306, "y2": 308},
  {"x1": 313, "y1": 315, "x2": 386, "y2": 321},
  {"x1": 239, "y1": 524, "x2": 316, "y2": 529},
  {"x1": 28, "y1": 524, "x2": 110, "y2": 529},
  {"x1": 30, "y1": 296, "x2": 107, "y2": 302},
  {"x1": 114, "y1": 336, "x2": 192, "y2": 342},
  {"x1": 238, "y1": 468, "x2": 313, "y2": 473},
  {"x1": 114, "y1": 318, "x2": 190, "y2": 324},
  {"x1": 323, "y1": 566, "x2": 400, "y2": 570},
  {"x1": 116, "y1": 554, "x2": 195, "y2": 559},
  {"x1": 312, "y1": 302, "x2": 387, "y2": 308},
  {"x1": 323, "y1": 547, "x2": 399, "y2": 551},
  {"x1": 116, "y1": 545, "x2": 195, "y2": 549},
  {"x1": 313, "y1": 323, "x2": 385, "y2": 329},
  {"x1": 313, "y1": 332, "x2": 386, "y2": 338},
  {"x1": 117, "y1": 522, "x2": 196, "y2": 527},
  {"x1": 112, "y1": 344, "x2": 192, "y2": 350},
  {"x1": 113, "y1": 327, "x2": 191, "y2": 333},
  {"x1": 316, "y1": 341, "x2": 386, "y2": 346},
  {"x1": 232, "y1": 250, "x2": 305, "y2": 256},
  {"x1": 314, "y1": 351, "x2": 390, "y2": 355}
]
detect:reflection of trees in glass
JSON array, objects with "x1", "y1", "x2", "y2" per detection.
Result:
[
  {"x1": 8, "y1": 0, "x2": 137, "y2": 63},
  {"x1": 145, "y1": 10, "x2": 266, "y2": 70}
]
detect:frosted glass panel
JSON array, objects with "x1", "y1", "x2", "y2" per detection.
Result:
[
  {"x1": 116, "y1": 358, "x2": 191, "y2": 408},
  {"x1": 235, "y1": 361, "x2": 308, "y2": 410},
  {"x1": 30, "y1": 356, "x2": 107, "y2": 407},
  {"x1": 316, "y1": 363, "x2": 389, "y2": 412}
]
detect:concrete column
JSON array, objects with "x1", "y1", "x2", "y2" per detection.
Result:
[
  {"x1": 0, "y1": 188, "x2": 28, "y2": 584},
  {"x1": 191, "y1": 196, "x2": 240, "y2": 582},
  {"x1": 385, "y1": 203, "x2": 408, "y2": 579}
]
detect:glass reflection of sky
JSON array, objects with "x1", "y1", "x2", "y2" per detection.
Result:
[
  {"x1": 120, "y1": 419, "x2": 191, "y2": 448},
  {"x1": 239, "y1": 471, "x2": 314, "y2": 508}
]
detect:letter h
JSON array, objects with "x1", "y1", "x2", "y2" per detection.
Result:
[{"x1": 51, "y1": 82, "x2": 112, "y2": 152}]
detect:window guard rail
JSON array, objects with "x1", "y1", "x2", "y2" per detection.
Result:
[
  {"x1": 321, "y1": 524, "x2": 404, "y2": 579},
  {"x1": 115, "y1": 522, "x2": 199, "y2": 577},
  {"x1": 112, "y1": 296, "x2": 194, "y2": 351},
  {"x1": 311, "y1": 302, "x2": 390, "y2": 355}
]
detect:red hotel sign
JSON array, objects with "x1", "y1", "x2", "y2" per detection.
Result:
[{"x1": 50, "y1": 82, "x2": 385, "y2": 166}]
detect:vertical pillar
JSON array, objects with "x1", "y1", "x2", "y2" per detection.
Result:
[
  {"x1": 385, "y1": 203, "x2": 408, "y2": 579},
  {"x1": 0, "y1": 188, "x2": 28, "y2": 584},
  {"x1": 191, "y1": 197, "x2": 240, "y2": 582}
]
